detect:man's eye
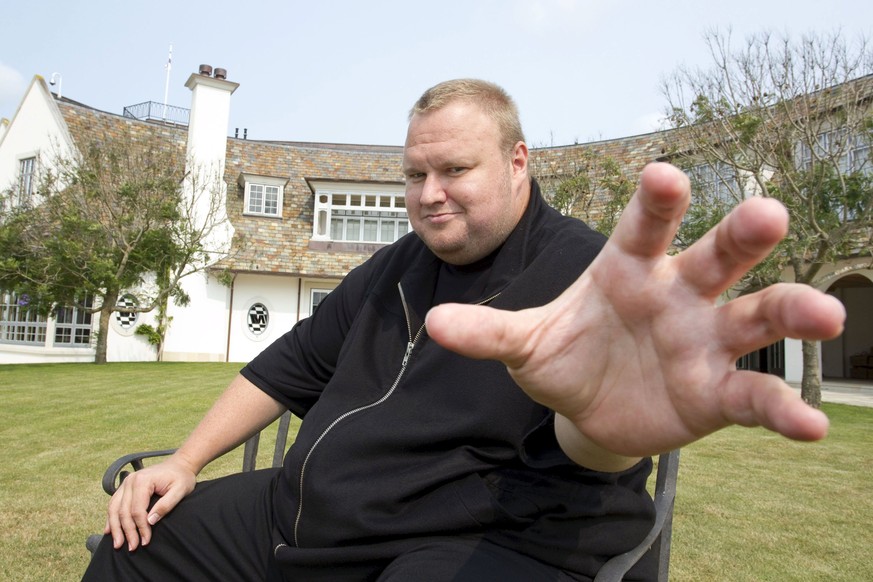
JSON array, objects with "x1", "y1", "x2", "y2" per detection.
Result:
[
  {"x1": 448, "y1": 167, "x2": 467, "y2": 175},
  {"x1": 405, "y1": 173, "x2": 425, "y2": 182}
]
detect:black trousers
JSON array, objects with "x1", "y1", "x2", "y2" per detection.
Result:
[{"x1": 83, "y1": 469, "x2": 583, "y2": 582}]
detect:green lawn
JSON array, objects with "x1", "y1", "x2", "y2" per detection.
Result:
[{"x1": 1, "y1": 363, "x2": 870, "y2": 581}]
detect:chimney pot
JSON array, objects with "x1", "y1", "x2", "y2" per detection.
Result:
[
  {"x1": 199, "y1": 64, "x2": 213, "y2": 76},
  {"x1": 214, "y1": 68, "x2": 227, "y2": 80}
]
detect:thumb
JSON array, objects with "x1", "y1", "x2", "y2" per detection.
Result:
[
  {"x1": 146, "y1": 482, "x2": 192, "y2": 527},
  {"x1": 425, "y1": 303, "x2": 532, "y2": 366}
]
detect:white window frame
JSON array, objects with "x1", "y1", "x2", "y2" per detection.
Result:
[
  {"x1": 310, "y1": 182, "x2": 408, "y2": 244},
  {"x1": 797, "y1": 129, "x2": 871, "y2": 175},
  {"x1": 54, "y1": 295, "x2": 94, "y2": 347},
  {"x1": 17, "y1": 155, "x2": 37, "y2": 207},
  {"x1": 0, "y1": 291, "x2": 47, "y2": 345},
  {"x1": 688, "y1": 162, "x2": 739, "y2": 205},
  {"x1": 310, "y1": 288, "x2": 331, "y2": 316},
  {"x1": 239, "y1": 173, "x2": 287, "y2": 218}
]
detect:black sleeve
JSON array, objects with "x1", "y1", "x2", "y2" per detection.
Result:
[{"x1": 240, "y1": 258, "x2": 375, "y2": 418}]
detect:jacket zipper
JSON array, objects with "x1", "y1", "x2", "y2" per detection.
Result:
[
  {"x1": 287, "y1": 282, "x2": 425, "y2": 549},
  {"x1": 278, "y1": 284, "x2": 502, "y2": 554}
]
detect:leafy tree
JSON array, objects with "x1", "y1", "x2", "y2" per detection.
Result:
[
  {"x1": 662, "y1": 29, "x2": 873, "y2": 406},
  {"x1": 0, "y1": 132, "x2": 234, "y2": 363},
  {"x1": 531, "y1": 148, "x2": 635, "y2": 236}
]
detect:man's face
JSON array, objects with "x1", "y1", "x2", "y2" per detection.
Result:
[{"x1": 402, "y1": 101, "x2": 530, "y2": 265}]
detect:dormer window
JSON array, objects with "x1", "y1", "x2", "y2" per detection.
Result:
[
  {"x1": 238, "y1": 173, "x2": 287, "y2": 218},
  {"x1": 310, "y1": 182, "x2": 408, "y2": 244}
]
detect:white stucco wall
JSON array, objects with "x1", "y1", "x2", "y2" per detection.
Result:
[
  {"x1": 0, "y1": 77, "x2": 74, "y2": 196},
  {"x1": 161, "y1": 271, "x2": 231, "y2": 362},
  {"x1": 225, "y1": 275, "x2": 342, "y2": 363},
  {"x1": 227, "y1": 274, "x2": 300, "y2": 363}
]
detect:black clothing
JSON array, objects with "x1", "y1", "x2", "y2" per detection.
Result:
[
  {"x1": 83, "y1": 181, "x2": 657, "y2": 581},
  {"x1": 242, "y1": 181, "x2": 657, "y2": 580}
]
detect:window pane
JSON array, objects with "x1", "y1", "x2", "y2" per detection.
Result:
[
  {"x1": 330, "y1": 218, "x2": 344, "y2": 240},
  {"x1": 311, "y1": 290, "x2": 331, "y2": 315},
  {"x1": 0, "y1": 291, "x2": 47, "y2": 345},
  {"x1": 248, "y1": 185, "x2": 264, "y2": 213},
  {"x1": 265, "y1": 186, "x2": 279, "y2": 215},
  {"x1": 54, "y1": 296, "x2": 93, "y2": 346},
  {"x1": 346, "y1": 219, "x2": 361, "y2": 241},
  {"x1": 380, "y1": 221, "x2": 394, "y2": 242},
  {"x1": 363, "y1": 219, "x2": 378, "y2": 242}
]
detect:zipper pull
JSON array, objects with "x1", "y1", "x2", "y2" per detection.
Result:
[{"x1": 402, "y1": 341, "x2": 415, "y2": 367}]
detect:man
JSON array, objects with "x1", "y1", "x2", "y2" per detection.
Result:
[{"x1": 84, "y1": 79, "x2": 844, "y2": 581}]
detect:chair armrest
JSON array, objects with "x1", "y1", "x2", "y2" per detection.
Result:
[
  {"x1": 100, "y1": 448, "x2": 177, "y2": 496},
  {"x1": 594, "y1": 449, "x2": 681, "y2": 582}
]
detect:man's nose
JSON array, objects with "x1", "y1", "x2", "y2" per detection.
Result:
[{"x1": 419, "y1": 175, "x2": 448, "y2": 206}]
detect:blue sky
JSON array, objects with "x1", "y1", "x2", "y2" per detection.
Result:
[{"x1": 1, "y1": 0, "x2": 871, "y2": 146}]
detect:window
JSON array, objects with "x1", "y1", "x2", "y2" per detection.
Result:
[
  {"x1": 687, "y1": 162, "x2": 739, "y2": 204},
  {"x1": 0, "y1": 291, "x2": 47, "y2": 345},
  {"x1": 311, "y1": 183, "x2": 408, "y2": 244},
  {"x1": 310, "y1": 289, "x2": 331, "y2": 316},
  {"x1": 798, "y1": 129, "x2": 871, "y2": 175},
  {"x1": 239, "y1": 174, "x2": 286, "y2": 218},
  {"x1": 17, "y1": 157, "x2": 36, "y2": 207},
  {"x1": 114, "y1": 294, "x2": 139, "y2": 331},
  {"x1": 54, "y1": 296, "x2": 93, "y2": 346},
  {"x1": 247, "y1": 302, "x2": 269, "y2": 336}
]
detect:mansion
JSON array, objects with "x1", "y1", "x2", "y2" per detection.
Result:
[{"x1": 1, "y1": 66, "x2": 871, "y2": 384}]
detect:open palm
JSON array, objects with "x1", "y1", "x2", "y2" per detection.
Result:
[{"x1": 426, "y1": 163, "x2": 845, "y2": 460}]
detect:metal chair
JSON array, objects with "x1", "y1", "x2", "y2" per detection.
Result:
[
  {"x1": 86, "y1": 416, "x2": 679, "y2": 581},
  {"x1": 85, "y1": 411, "x2": 293, "y2": 555},
  {"x1": 595, "y1": 449, "x2": 681, "y2": 581}
]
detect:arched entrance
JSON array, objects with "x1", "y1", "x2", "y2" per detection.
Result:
[
  {"x1": 737, "y1": 339, "x2": 785, "y2": 377},
  {"x1": 824, "y1": 273, "x2": 873, "y2": 381}
]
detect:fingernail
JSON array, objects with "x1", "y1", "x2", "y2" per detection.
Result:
[{"x1": 148, "y1": 512, "x2": 161, "y2": 525}]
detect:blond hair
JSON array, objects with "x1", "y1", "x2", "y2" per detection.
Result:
[{"x1": 409, "y1": 79, "x2": 525, "y2": 153}]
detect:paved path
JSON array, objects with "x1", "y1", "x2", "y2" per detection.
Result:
[{"x1": 788, "y1": 379, "x2": 873, "y2": 408}]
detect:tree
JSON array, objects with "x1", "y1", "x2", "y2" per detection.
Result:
[
  {"x1": 0, "y1": 131, "x2": 235, "y2": 363},
  {"x1": 662, "y1": 29, "x2": 873, "y2": 406},
  {"x1": 530, "y1": 147, "x2": 635, "y2": 237}
]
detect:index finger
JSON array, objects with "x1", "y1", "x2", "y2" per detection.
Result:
[{"x1": 609, "y1": 162, "x2": 691, "y2": 259}]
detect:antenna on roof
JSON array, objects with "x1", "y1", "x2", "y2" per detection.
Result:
[
  {"x1": 49, "y1": 72, "x2": 62, "y2": 99},
  {"x1": 162, "y1": 43, "x2": 173, "y2": 121}
]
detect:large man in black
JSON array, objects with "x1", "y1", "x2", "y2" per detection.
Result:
[{"x1": 85, "y1": 79, "x2": 845, "y2": 581}]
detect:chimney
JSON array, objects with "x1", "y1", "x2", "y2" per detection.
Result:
[
  {"x1": 184, "y1": 66, "x2": 239, "y2": 164},
  {"x1": 213, "y1": 68, "x2": 227, "y2": 80}
]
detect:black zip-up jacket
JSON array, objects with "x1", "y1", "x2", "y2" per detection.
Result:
[{"x1": 242, "y1": 181, "x2": 656, "y2": 579}]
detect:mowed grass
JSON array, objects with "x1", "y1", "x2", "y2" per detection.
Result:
[
  {"x1": 1, "y1": 363, "x2": 871, "y2": 581},
  {"x1": 0, "y1": 362, "x2": 299, "y2": 581}
]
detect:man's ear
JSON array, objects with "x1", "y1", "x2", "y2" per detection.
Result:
[{"x1": 511, "y1": 141, "x2": 529, "y2": 178}]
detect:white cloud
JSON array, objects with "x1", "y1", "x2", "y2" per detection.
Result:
[{"x1": 0, "y1": 62, "x2": 27, "y2": 118}]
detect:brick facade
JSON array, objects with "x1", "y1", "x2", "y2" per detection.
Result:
[{"x1": 55, "y1": 95, "x2": 690, "y2": 280}]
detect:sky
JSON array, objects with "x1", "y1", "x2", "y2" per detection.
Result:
[{"x1": 1, "y1": 0, "x2": 871, "y2": 147}]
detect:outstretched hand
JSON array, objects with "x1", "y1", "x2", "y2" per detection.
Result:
[{"x1": 426, "y1": 162, "x2": 845, "y2": 466}]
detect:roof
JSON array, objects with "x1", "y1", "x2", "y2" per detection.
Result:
[{"x1": 47, "y1": 92, "x2": 687, "y2": 279}]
